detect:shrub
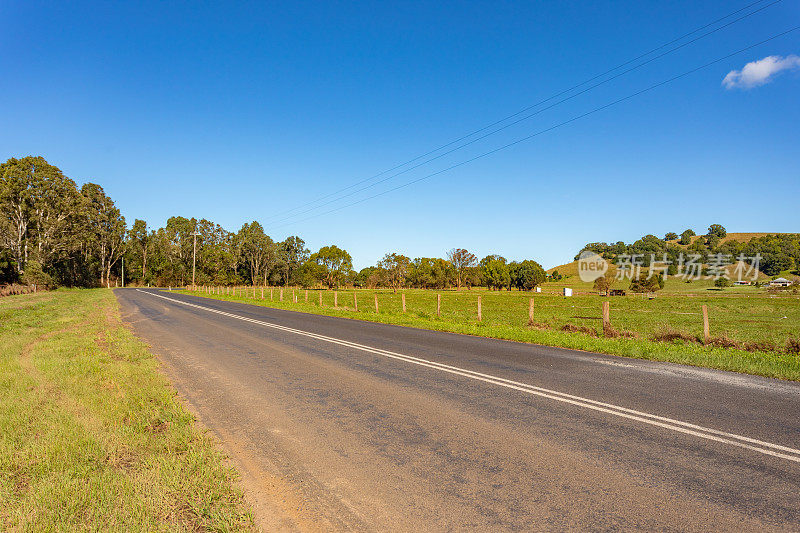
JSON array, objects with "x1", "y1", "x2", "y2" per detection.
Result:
[{"x1": 21, "y1": 260, "x2": 55, "y2": 289}]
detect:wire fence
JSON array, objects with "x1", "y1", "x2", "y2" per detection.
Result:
[{"x1": 180, "y1": 285, "x2": 800, "y2": 353}]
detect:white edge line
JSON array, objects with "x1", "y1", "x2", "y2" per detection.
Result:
[{"x1": 137, "y1": 289, "x2": 800, "y2": 464}]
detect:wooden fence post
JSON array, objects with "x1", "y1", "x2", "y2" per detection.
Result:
[
  {"x1": 334, "y1": 291, "x2": 338, "y2": 308},
  {"x1": 528, "y1": 297, "x2": 534, "y2": 325},
  {"x1": 280, "y1": 288, "x2": 283, "y2": 301},
  {"x1": 319, "y1": 291, "x2": 323, "y2": 306},
  {"x1": 437, "y1": 294, "x2": 441, "y2": 317},
  {"x1": 305, "y1": 290, "x2": 308, "y2": 302},
  {"x1": 261, "y1": 287, "x2": 264, "y2": 299},
  {"x1": 702, "y1": 305, "x2": 710, "y2": 344},
  {"x1": 374, "y1": 293, "x2": 379, "y2": 313},
  {"x1": 477, "y1": 295, "x2": 482, "y2": 322},
  {"x1": 602, "y1": 301, "x2": 611, "y2": 336},
  {"x1": 354, "y1": 292, "x2": 358, "y2": 311},
  {"x1": 293, "y1": 289, "x2": 296, "y2": 303},
  {"x1": 402, "y1": 293, "x2": 406, "y2": 313}
]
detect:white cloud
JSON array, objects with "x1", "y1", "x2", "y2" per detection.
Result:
[{"x1": 722, "y1": 54, "x2": 800, "y2": 89}]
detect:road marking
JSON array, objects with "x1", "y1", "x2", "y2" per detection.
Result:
[{"x1": 137, "y1": 289, "x2": 800, "y2": 464}]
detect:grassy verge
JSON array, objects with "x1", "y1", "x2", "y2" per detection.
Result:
[
  {"x1": 0, "y1": 289, "x2": 255, "y2": 531},
  {"x1": 180, "y1": 288, "x2": 800, "y2": 382}
]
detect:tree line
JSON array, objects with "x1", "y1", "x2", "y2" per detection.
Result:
[
  {"x1": 1, "y1": 156, "x2": 547, "y2": 291},
  {"x1": 578, "y1": 225, "x2": 800, "y2": 277}
]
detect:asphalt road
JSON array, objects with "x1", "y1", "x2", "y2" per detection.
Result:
[{"x1": 116, "y1": 288, "x2": 800, "y2": 532}]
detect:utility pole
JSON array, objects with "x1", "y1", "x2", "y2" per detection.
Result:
[
  {"x1": 192, "y1": 230, "x2": 201, "y2": 290},
  {"x1": 121, "y1": 257, "x2": 124, "y2": 288}
]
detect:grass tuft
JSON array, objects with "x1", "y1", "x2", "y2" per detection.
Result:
[
  {"x1": 787, "y1": 337, "x2": 800, "y2": 355},
  {"x1": 560, "y1": 324, "x2": 598, "y2": 337}
]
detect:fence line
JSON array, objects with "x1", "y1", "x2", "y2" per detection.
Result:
[{"x1": 181, "y1": 287, "x2": 795, "y2": 349}]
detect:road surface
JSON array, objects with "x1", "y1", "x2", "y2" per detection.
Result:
[{"x1": 116, "y1": 288, "x2": 800, "y2": 531}]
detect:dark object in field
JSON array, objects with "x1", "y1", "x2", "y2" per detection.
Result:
[
  {"x1": 743, "y1": 340, "x2": 778, "y2": 353},
  {"x1": 609, "y1": 289, "x2": 626, "y2": 296},
  {"x1": 787, "y1": 338, "x2": 800, "y2": 355},
  {"x1": 709, "y1": 335, "x2": 739, "y2": 349},
  {"x1": 561, "y1": 324, "x2": 598, "y2": 337}
]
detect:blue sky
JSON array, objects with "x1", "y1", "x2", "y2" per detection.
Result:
[{"x1": 1, "y1": 1, "x2": 798, "y2": 269}]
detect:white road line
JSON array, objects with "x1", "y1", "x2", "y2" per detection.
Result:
[{"x1": 137, "y1": 289, "x2": 800, "y2": 464}]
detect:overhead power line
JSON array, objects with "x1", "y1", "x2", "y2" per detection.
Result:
[
  {"x1": 267, "y1": 25, "x2": 799, "y2": 230},
  {"x1": 263, "y1": 0, "x2": 783, "y2": 226},
  {"x1": 266, "y1": 0, "x2": 783, "y2": 227}
]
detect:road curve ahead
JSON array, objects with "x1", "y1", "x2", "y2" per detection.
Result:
[{"x1": 116, "y1": 288, "x2": 800, "y2": 532}]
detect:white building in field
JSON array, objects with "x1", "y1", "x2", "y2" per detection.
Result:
[{"x1": 770, "y1": 277, "x2": 792, "y2": 287}]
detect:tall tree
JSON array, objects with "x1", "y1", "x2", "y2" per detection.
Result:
[
  {"x1": 311, "y1": 245, "x2": 352, "y2": 288},
  {"x1": 237, "y1": 221, "x2": 275, "y2": 286},
  {"x1": 378, "y1": 252, "x2": 410, "y2": 293},
  {"x1": 29, "y1": 163, "x2": 82, "y2": 270},
  {"x1": 480, "y1": 255, "x2": 510, "y2": 290},
  {"x1": 82, "y1": 183, "x2": 126, "y2": 287},
  {"x1": 280, "y1": 235, "x2": 310, "y2": 285},
  {"x1": 447, "y1": 248, "x2": 477, "y2": 289},
  {"x1": 511, "y1": 260, "x2": 547, "y2": 290},
  {"x1": 0, "y1": 156, "x2": 46, "y2": 273},
  {"x1": 129, "y1": 219, "x2": 150, "y2": 282}
]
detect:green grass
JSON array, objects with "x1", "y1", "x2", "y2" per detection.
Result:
[
  {"x1": 182, "y1": 286, "x2": 800, "y2": 381},
  {"x1": 0, "y1": 289, "x2": 255, "y2": 531}
]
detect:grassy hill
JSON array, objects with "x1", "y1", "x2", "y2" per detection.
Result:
[{"x1": 544, "y1": 232, "x2": 797, "y2": 294}]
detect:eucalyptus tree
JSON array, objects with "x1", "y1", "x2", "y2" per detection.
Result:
[
  {"x1": 378, "y1": 252, "x2": 410, "y2": 293},
  {"x1": 447, "y1": 248, "x2": 477, "y2": 290},
  {"x1": 81, "y1": 183, "x2": 126, "y2": 287},
  {"x1": 280, "y1": 235, "x2": 310, "y2": 285},
  {"x1": 237, "y1": 221, "x2": 275, "y2": 286},
  {"x1": 129, "y1": 219, "x2": 150, "y2": 282},
  {"x1": 0, "y1": 156, "x2": 77, "y2": 275}
]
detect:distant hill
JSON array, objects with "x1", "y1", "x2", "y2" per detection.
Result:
[{"x1": 548, "y1": 232, "x2": 793, "y2": 277}]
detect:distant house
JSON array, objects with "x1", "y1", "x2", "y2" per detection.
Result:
[
  {"x1": 733, "y1": 280, "x2": 751, "y2": 286},
  {"x1": 770, "y1": 277, "x2": 792, "y2": 287}
]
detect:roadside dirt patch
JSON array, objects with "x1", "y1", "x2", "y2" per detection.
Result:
[{"x1": 561, "y1": 324, "x2": 598, "y2": 337}]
